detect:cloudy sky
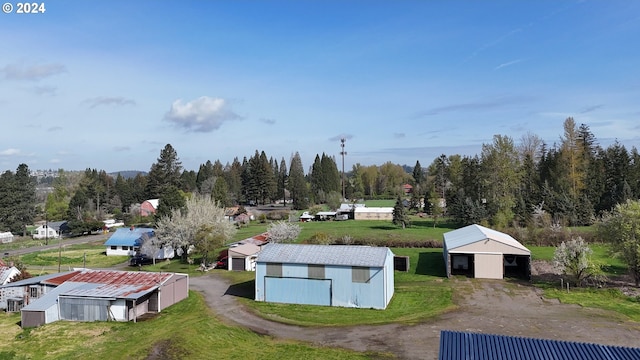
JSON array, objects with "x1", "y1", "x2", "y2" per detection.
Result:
[{"x1": 1, "y1": 0, "x2": 639, "y2": 173}]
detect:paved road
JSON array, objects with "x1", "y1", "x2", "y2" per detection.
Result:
[{"x1": 0, "y1": 233, "x2": 110, "y2": 258}]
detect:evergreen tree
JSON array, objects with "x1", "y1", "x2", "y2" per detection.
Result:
[
  {"x1": 412, "y1": 160, "x2": 423, "y2": 185},
  {"x1": 212, "y1": 177, "x2": 230, "y2": 207},
  {"x1": 146, "y1": 144, "x2": 183, "y2": 198},
  {"x1": 288, "y1": 152, "x2": 309, "y2": 210},
  {"x1": 392, "y1": 196, "x2": 409, "y2": 229},
  {"x1": 155, "y1": 185, "x2": 186, "y2": 220},
  {"x1": 277, "y1": 157, "x2": 288, "y2": 205}
]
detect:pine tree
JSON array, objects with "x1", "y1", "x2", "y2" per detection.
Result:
[
  {"x1": 277, "y1": 157, "x2": 288, "y2": 206},
  {"x1": 392, "y1": 196, "x2": 409, "y2": 229},
  {"x1": 288, "y1": 152, "x2": 309, "y2": 210},
  {"x1": 146, "y1": 144, "x2": 183, "y2": 199}
]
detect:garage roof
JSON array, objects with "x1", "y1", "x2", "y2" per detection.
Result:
[
  {"x1": 257, "y1": 243, "x2": 391, "y2": 267},
  {"x1": 444, "y1": 224, "x2": 529, "y2": 253},
  {"x1": 439, "y1": 330, "x2": 640, "y2": 360}
]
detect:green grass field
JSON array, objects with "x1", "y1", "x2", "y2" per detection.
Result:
[{"x1": 0, "y1": 292, "x2": 379, "y2": 360}]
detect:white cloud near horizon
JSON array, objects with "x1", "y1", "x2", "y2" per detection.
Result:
[
  {"x1": 163, "y1": 96, "x2": 243, "y2": 132},
  {"x1": 1, "y1": 63, "x2": 67, "y2": 81}
]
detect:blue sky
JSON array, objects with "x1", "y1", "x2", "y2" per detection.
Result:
[{"x1": 1, "y1": 0, "x2": 639, "y2": 173}]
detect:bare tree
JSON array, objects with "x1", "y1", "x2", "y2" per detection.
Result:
[
  {"x1": 266, "y1": 220, "x2": 301, "y2": 243},
  {"x1": 155, "y1": 194, "x2": 236, "y2": 261}
]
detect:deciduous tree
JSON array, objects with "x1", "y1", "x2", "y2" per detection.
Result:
[
  {"x1": 597, "y1": 199, "x2": 640, "y2": 286},
  {"x1": 266, "y1": 220, "x2": 301, "y2": 243}
]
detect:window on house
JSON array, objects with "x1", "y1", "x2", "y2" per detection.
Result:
[
  {"x1": 122, "y1": 246, "x2": 128, "y2": 251},
  {"x1": 7, "y1": 299, "x2": 24, "y2": 312},
  {"x1": 266, "y1": 263, "x2": 282, "y2": 277},
  {"x1": 110, "y1": 246, "x2": 117, "y2": 250},
  {"x1": 308, "y1": 264, "x2": 325, "y2": 279},
  {"x1": 352, "y1": 266, "x2": 370, "y2": 283},
  {"x1": 29, "y1": 286, "x2": 40, "y2": 298}
]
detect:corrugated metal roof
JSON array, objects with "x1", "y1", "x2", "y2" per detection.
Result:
[
  {"x1": 257, "y1": 243, "x2": 391, "y2": 267},
  {"x1": 103, "y1": 227, "x2": 154, "y2": 246},
  {"x1": 229, "y1": 243, "x2": 261, "y2": 256},
  {"x1": 0, "y1": 271, "x2": 79, "y2": 288},
  {"x1": 439, "y1": 330, "x2": 640, "y2": 360},
  {"x1": 443, "y1": 224, "x2": 529, "y2": 253},
  {"x1": 354, "y1": 207, "x2": 393, "y2": 213},
  {"x1": 21, "y1": 281, "x2": 85, "y2": 311}
]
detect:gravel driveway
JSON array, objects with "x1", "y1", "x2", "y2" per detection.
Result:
[{"x1": 191, "y1": 274, "x2": 640, "y2": 360}]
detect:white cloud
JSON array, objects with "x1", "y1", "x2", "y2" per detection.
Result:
[
  {"x1": 260, "y1": 118, "x2": 276, "y2": 125},
  {"x1": 494, "y1": 59, "x2": 524, "y2": 70},
  {"x1": 163, "y1": 96, "x2": 242, "y2": 132},
  {"x1": 82, "y1": 96, "x2": 136, "y2": 108},
  {"x1": 1, "y1": 63, "x2": 67, "y2": 81},
  {"x1": 0, "y1": 148, "x2": 21, "y2": 156}
]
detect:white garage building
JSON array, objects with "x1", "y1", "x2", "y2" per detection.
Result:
[{"x1": 443, "y1": 224, "x2": 531, "y2": 280}]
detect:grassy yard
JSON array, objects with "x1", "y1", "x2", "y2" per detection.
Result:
[
  {"x1": 19, "y1": 244, "x2": 129, "y2": 273},
  {"x1": 232, "y1": 217, "x2": 454, "y2": 244},
  {"x1": 0, "y1": 291, "x2": 379, "y2": 360}
]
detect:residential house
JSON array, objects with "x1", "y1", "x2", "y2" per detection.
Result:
[
  {"x1": 140, "y1": 199, "x2": 159, "y2": 217},
  {"x1": 255, "y1": 243, "x2": 395, "y2": 309},
  {"x1": 32, "y1": 221, "x2": 68, "y2": 240},
  {"x1": 443, "y1": 224, "x2": 531, "y2": 280},
  {"x1": 0, "y1": 259, "x2": 20, "y2": 286},
  {"x1": 104, "y1": 227, "x2": 154, "y2": 256},
  {"x1": 0, "y1": 269, "x2": 188, "y2": 327}
]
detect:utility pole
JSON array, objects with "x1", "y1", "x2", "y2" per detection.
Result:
[{"x1": 340, "y1": 138, "x2": 347, "y2": 200}]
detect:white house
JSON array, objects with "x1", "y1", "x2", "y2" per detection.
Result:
[
  {"x1": 32, "y1": 221, "x2": 67, "y2": 240},
  {"x1": 104, "y1": 227, "x2": 154, "y2": 256}
]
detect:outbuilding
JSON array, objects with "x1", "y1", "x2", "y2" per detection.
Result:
[
  {"x1": 10, "y1": 269, "x2": 188, "y2": 328},
  {"x1": 443, "y1": 224, "x2": 530, "y2": 280},
  {"x1": 104, "y1": 227, "x2": 154, "y2": 256},
  {"x1": 255, "y1": 243, "x2": 395, "y2": 309},
  {"x1": 227, "y1": 243, "x2": 261, "y2": 271}
]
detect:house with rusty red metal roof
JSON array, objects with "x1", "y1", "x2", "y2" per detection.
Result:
[{"x1": 0, "y1": 269, "x2": 188, "y2": 328}]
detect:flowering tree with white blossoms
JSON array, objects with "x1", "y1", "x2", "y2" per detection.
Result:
[
  {"x1": 155, "y1": 194, "x2": 236, "y2": 261},
  {"x1": 266, "y1": 220, "x2": 301, "y2": 243}
]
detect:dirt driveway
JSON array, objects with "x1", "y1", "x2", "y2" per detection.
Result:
[{"x1": 190, "y1": 274, "x2": 640, "y2": 360}]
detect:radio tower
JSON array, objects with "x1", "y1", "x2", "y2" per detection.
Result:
[{"x1": 340, "y1": 138, "x2": 347, "y2": 200}]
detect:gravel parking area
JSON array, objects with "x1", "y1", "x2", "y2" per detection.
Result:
[{"x1": 190, "y1": 273, "x2": 640, "y2": 360}]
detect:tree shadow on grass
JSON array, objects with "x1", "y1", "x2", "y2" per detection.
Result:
[
  {"x1": 415, "y1": 251, "x2": 446, "y2": 277},
  {"x1": 224, "y1": 280, "x2": 255, "y2": 299},
  {"x1": 370, "y1": 225, "x2": 397, "y2": 231}
]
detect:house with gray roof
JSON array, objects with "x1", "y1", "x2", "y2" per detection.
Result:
[{"x1": 255, "y1": 243, "x2": 395, "y2": 309}]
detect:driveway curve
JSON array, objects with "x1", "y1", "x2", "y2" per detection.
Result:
[{"x1": 191, "y1": 274, "x2": 640, "y2": 360}]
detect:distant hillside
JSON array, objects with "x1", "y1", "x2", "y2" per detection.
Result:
[{"x1": 109, "y1": 170, "x2": 147, "y2": 179}]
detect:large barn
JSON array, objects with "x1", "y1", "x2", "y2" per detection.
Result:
[
  {"x1": 443, "y1": 224, "x2": 530, "y2": 280},
  {"x1": 255, "y1": 243, "x2": 395, "y2": 309}
]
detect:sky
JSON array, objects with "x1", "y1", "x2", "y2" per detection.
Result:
[{"x1": 1, "y1": 0, "x2": 639, "y2": 174}]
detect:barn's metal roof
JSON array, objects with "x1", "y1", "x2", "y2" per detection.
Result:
[
  {"x1": 257, "y1": 243, "x2": 391, "y2": 267},
  {"x1": 439, "y1": 330, "x2": 640, "y2": 360},
  {"x1": 103, "y1": 227, "x2": 154, "y2": 246},
  {"x1": 354, "y1": 207, "x2": 393, "y2": 213},
  {"x1": 443, "y1": 224, "x2": 529, "y2": 253},
  {"x1": 229, "y1": 243, "x2": 261, "y2": 257}
]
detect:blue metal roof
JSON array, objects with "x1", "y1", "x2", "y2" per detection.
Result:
[
  {"x1": 439, "y1": 330, "x2": 640, "y2": 360},
  {"x1": 104, "y1": 227, "x2": 154, "y2": 246},
  {"x1": 256, "y1": 243, "x2": 392, "y2": 267}
]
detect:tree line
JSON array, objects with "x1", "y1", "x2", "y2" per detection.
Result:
[{"x1": 1, "y1": 117, "x2": 639, "y2": 235}]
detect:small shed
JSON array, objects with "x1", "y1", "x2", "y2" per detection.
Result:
[
  {"x1": 439, "y1": 330, "x2": 640, "y2": 360},
  {"x1": 443, "y1": 224, "x2": 530, "y2": 280},
  {"x1": 0, "y1": 232, "x2": 14, "y2": 243},
  {"x1": 255, "y1": 243, "x2": 395, "y2": 309},
  {"x1": 104, "y1": 227, "x2": 154, "y2": 256},
  {"x1": 228, "y1": 243, "x2": 261, "y2": 271}
]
